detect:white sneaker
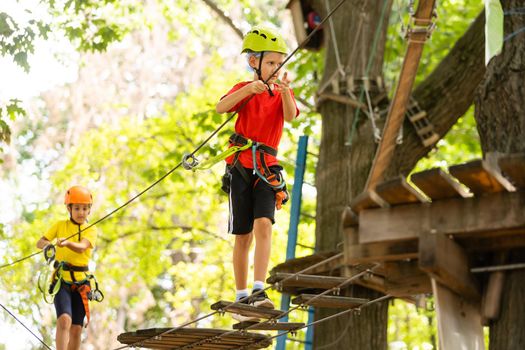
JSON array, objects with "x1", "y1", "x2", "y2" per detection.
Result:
[
  {"x1": 232, "y1": 313, "x2": 260, "y2": 323},
  {"x1": 250, "y1": 290, "x2": 275, "y2": 309}
]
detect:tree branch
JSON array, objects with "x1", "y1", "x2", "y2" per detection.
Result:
[{"x1": 201, "y1": 0, "x2": 244, "y2": 40}]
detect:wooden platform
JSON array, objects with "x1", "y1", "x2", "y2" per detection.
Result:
[
  {"x1": 210, "y1": 301, "x2": 284, "y2": 320},
  {"x1": 117, "y1": 327, "x2": 272, "y2": 349},
  {"x1": 272, "y1": 154, "x2": 525, "y2": 301}
]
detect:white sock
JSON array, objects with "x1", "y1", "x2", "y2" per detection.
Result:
[
  {"x1": 235, "y1": 289, "x2": 249, "y2": 302},
  {"x1": 253, "y1": 280, "x2": 264, "y2": 291}
]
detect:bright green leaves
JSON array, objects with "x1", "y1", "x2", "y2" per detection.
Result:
[{"x1": 0, "y1": 12, "x2": 50, "y2": 72}]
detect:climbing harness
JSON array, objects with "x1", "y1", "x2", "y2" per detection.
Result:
[
  {"x1": 38, "y1": 256, "x2": 103, "y2": 325},
  {"x1": 226, "y1": 133, "x2": 288, "y2": 209}
]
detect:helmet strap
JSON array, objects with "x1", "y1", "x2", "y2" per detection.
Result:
[{"x1": 256, "y1": 51, "x2": 274, "y2": 97}]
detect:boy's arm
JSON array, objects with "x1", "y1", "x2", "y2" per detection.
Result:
[
  {"x1": 57, "y1": 238, "x2": 93, "y2": 254},
  {"x1": 281, "y1": 88, "x2": 297, "y2": 122},
  {"x1": 278, "y1": 72, "x2": 299, "y2": 122},
  {"x1": 216, "y1": 81, "x2": 267, "y2": 113},
  {"x1": 36, "y1": 237, "x2": 51, "y2": 250}
]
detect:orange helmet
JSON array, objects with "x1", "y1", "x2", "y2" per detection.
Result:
[{"x1": 64, "y1": 186, "x2": 93, "y2": 205}]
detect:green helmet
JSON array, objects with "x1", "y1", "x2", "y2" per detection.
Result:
[{"x1": 241, "y1": 26, "x2": 287, "y2": 54}]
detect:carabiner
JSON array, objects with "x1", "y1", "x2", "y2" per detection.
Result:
[
  {"x1": 182, "y1": 153, "x2": 199, "y2": 170},
  {"x1": 43, "y1": 244, "x2": 56, "y2": 264}
]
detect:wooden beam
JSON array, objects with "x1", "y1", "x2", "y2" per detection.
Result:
[
  {"x1": 498, "y1": 153, "x2": 525, "y2": 188},
  {"x1": 375, "y1": 175, "x2": 429, "y2": 205},
  {"x1": 232, "y1": 321, "x2": 305, "y2": 331},
  {"x1": 270, "y1": 251, "x2": 343, "y2": 276},
  {"x1": 291, "y1": 294, "x2": 368, "y2": 309},
  {"x1": 350, "y1": 189, "x2": 389, "y2": 214},
  {"x1": 449, "y1": 159, "x2": 515, "y2": 195},
  {"x1": 419, "y1": 231, "x2": 480, "y2": 301},
  {"x1": 358, "y1": 190, "x2": 525, "y2": 243},
  {"x1": 432, "y1": 280, "x2": 485, "y2": 350},
  {"x1": 410, "y1": 168, "x2": 471, "y2": 200},
  {"x1": 210, "y1": 301, "x2": 283, "y2": 319},
  {"x1": 365, "y1": 0, "x2": 437, "y2": 190},
  {"x1": 346, "y1": 239, "x2": 419, "y2": 264},
  {"x1": 384, "y1": 260, "x2": 432, "y2": 297},
  {"x1": 266, "y1": 273, "x2": 351, "y2": 290},
  {"x1": 117, "y1": 328, "x2": 272, "y2": 349},
  {"x1": 341, "y1": 206, "x2": 359, "y2": 228}
]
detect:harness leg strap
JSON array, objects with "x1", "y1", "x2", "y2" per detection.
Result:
[{"x1": 71, "y1": 284, "x2": 91, "y2": 327}]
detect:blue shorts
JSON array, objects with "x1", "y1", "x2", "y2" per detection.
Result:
[{"x1": 54, "y1": 283, "x2": 86, "y2": 326}]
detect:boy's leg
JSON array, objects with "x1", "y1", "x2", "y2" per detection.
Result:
[
  {"x1": 252, "y1": 217, "x2": 275, "y2": 309},
  {"x1": 56, "y1": 314, "x2": 72, "y2": 350},
  {"x1": 233, "y1": 233, "x2": 253, "y2": 291},
  {"x1": 68, "y1": 290, "x2": 86, "y2": 350},
  {"x1": 68, "y1": 325, "x2": 82, "y2": 350},
  {"x1": 54, "y1": 285, "x2": 73, "y2": 350},
  {"x1": 253, "y1": 217, "x2": 272, "y2": 283}
]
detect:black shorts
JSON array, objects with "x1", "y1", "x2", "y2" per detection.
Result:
[
  {"x1": 54, "y1": 283, "x2": 86, "y2": 326},
  {"x1": 228, "y1": 165, "x2": 282, "y2": 234}
]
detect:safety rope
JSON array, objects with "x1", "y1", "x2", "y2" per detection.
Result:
[
  {"x1": 347, "y1": 0, "x2": 390, "y2": 147},
  {"x1": 0, "y1": 303, "x2": 53, "y2": 350},
  {"x1": 0, "y1": 0, "x2": 348, "y2": 274},
  {"x1": 240, "y1": 294, "x2": 392, "y2": 350},
  {"x1": 325, "y1": 0, "x2": 346, "y2": 77},
  {"x1": 113, "y1": 252, "x2": 345, "y2": 349}
]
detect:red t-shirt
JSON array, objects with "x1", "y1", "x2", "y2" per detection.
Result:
[{"x1": 223, "y1": 81, "x2": 300, "y2": 169}]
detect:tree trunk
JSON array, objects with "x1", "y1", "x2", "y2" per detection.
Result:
[
  {"x1": 475, "y1": 1, "x2": 525, "y2": 348},
  {"x1": 313, "y1": 1, "x2": 392, "y2": 348},
  {"x1": 312, "y1": 0, "x2": 487, "y2": 348}
]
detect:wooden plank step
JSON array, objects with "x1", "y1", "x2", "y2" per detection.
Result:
[
  {"x1": 291, "y1": 294, "x2": 368, "y2": 309},
  {"x1": 408, "y1": 110, "x2": 427, "y2": 123},
  {"x1": 350, "y1": 189, "x2": 389, "y2": 213},
  {"x1": 267, "y1": 272, "x2": 349, "y2": 290},
  {"x1": 211, "y1": 301, "x2": 283, "y2": 320},
  {"x1": 410, "y1": 168, "x2": 470, "y2": 200},
  {"x1": 498, "y1": 153, "x2": 525, "y2": 188},
  {"x1": 117, "y1": 327, "x2": 272, "y2": 349},
  {"x1": 232, "y1": 321, "x2": 305, "y2": 331},
  {"x1": 375, "y1": 175, "x2": 429, "y2": 205},
  {"x1": 449, "y1": 159, "x2": 515, "y2": 195}
]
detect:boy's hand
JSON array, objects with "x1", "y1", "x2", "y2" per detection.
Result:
[
  {"x1": 57, "y1": 238, "x2": 68, "y2": 248},
  {"x1": 276, "y1": 72, "x2": 292, "y2": 92},
  {"x1": 247, "y1": 80, "x2": 268, "y2": 94}
]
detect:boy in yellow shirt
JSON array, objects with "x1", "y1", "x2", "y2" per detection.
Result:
[{"x1": 37, "y1": 186, "x2": 98, "y2": 350}]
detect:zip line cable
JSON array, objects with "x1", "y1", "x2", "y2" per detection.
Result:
[
  {"x1": 113, "y1": 252, "x2": 345, "y2": 349},
  {"x1": 0, "y1": 0, "x2": 348, "y2": 273},
  {"x1": 0, "y1": 302, "x2": 53, "y2": 350}
]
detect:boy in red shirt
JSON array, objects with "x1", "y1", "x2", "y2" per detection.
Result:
[{"x1": 216, "y1": 26, "x2": 299, "y2": 320}]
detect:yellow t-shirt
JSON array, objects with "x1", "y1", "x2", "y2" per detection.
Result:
[{"x1": 44, "y1": 220, "x2": 97, "y2": 282}]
